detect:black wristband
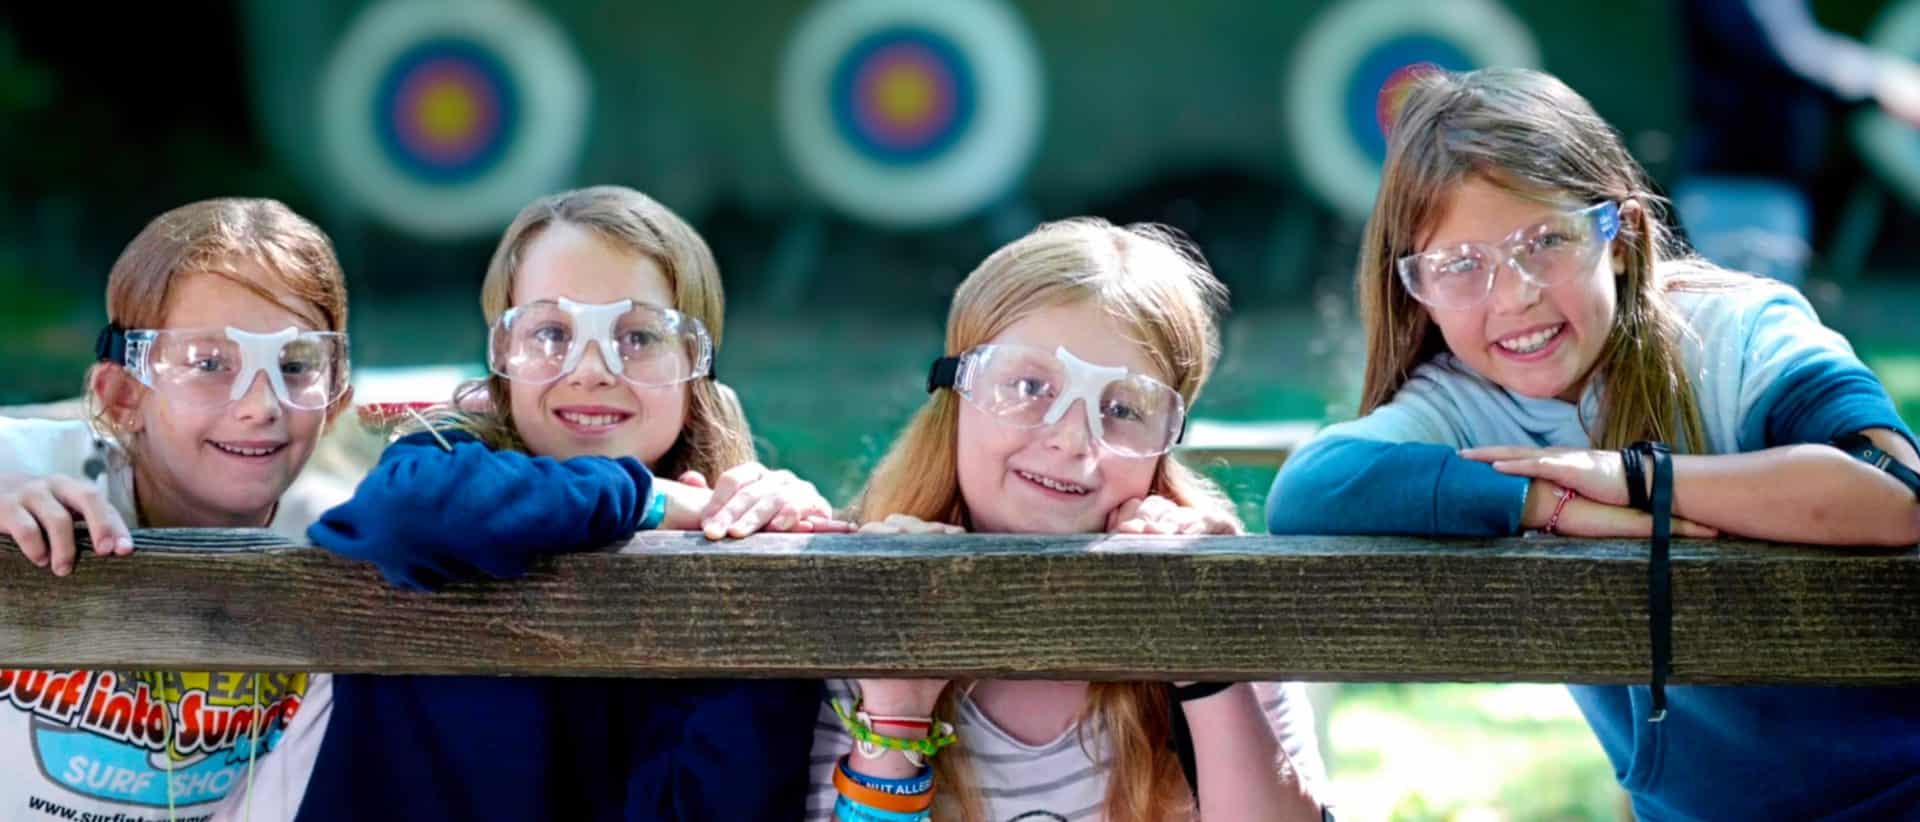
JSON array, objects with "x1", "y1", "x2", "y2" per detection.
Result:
[
  {"x1": 1174, "y1": 682, "x2": 1235, "y2": 703},
  {"x1": 1621, "y1": 443, "x2": 1650, "y2": 512},
  {"x1": 1832, "y1": 432, "x2": 1920, "y2": 502},
  {"x1": 1645, "y1": 442, "x2": 1674, "y2": 723}
]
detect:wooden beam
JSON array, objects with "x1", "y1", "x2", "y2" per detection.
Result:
[
  {"x1": 1173, "y1": 419, "x2": 1319, "y2": 469},
  {"x1": 3, "y1": 530, "x2": 1917, "y2": 684}
]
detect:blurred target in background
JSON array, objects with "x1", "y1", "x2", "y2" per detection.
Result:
[
  {"x1": 317, "y1": 0, "x2": 590, "y2": 237},
  {"x1": 1284, "y1": 0, "x2": 1539, "y2": 221},
  {"x1": 778, "y1": 0, "x2": 1044, "y2": 228}
]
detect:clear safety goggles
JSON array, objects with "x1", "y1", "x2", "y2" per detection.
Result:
[
  {"x1": 927, "y1": 343, "x2": 1188, "y2": 458},
  {"x1": 1396, "y1": 200, "x2": 1620, "y2": 309},
  {"x1": 95, "y1": 324, "x2": 351, "y2": 412},
  {"x1": 488, "y1": 298, "x2": 713, "y2": 387}
]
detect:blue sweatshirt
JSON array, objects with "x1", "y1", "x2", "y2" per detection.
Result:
[
  {"x1": 299, "y1": 431, "x2": 820, "y2": 820},
  {"x1": 1268, "y1": 281, "x2": 1920, "y2": 819}
]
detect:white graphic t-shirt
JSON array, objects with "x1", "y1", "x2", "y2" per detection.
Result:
[
  {"x1": 807, "y1": 680, "x2": 1327, "y2": 821},
  {"x1": 0, "y1": 418, "x2": 340, "y2": 822}
]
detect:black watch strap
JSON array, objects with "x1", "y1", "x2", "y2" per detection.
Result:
[{"x1": 1833, "y1": 432, "x2": 1920, "y2": 502}]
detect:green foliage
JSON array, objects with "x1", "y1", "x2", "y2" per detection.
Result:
[
  {"x1": 0, "y1": 27, "x2": 54, "y2": 121},
  {"x1": 1326, "y1": 683, "x2": 1621, "y2": 821}
]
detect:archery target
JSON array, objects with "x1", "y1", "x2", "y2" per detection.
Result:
[
  {"x1": 779, "y1": 0, "x2": 1043, "y2": 227},
  {"x1": 1854, "y1": 0, "x2": 1920, "y2": 211},
  {"x1": 318, "y1": 0, "x2": 590, "y2": 237},
  {"x1": 1285, "y1": 0, "x2": 1539, "y2": 221}
]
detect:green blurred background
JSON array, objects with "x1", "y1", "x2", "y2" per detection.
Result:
[{"x1": 5, "y1": 2, "x2": 1920, "y2": 818}]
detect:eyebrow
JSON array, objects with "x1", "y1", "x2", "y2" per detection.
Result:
[{"x1": 1427, "y1": 211, "x2": 1568, "y2": 250}]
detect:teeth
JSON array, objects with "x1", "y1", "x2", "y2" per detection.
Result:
[
  {"x1": 1498, "y1": 326, "x2": 1562, "y2": 354},
  {"x1": 559, "y1": 411, "x2": 624, "y2": 427},
  {"x1": 213, "y1": 443, "x2": 276, "y2": 457},
  {"x1": 1019, "y1": 470, "x2": 1089, "y2": 495}
]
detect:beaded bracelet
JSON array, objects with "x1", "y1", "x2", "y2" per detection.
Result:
[
  {"x1": 832, "y1": 698, "x2": 959, "y2": 766},
  {"x1": 834, "y1": 758, "x2": 934, "y2": 813},
  {"x1": 835, "y1": 794, "x2": 931, "y2": 822},
  {"x1": 1546, "y1": 487, "x2": 1577, "y2": 534},
  {"x1": 840, "y1": 755, "x2": 934, "y2": 796}
]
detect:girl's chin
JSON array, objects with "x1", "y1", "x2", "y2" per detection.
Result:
[
  {"x1": 1498, "y1": 377, "x2": 1575, "y2": 400},
  {"x1": 1487, "y1": 356, "x2": 1594, "y2": 401},
  {"x1": 989, "y1": 508, "x2": 1109, "y2": 535}
]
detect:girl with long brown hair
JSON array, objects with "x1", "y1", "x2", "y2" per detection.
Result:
[{"x1": 1268, "y1": 67, "x2": 1920, "y2": 818}]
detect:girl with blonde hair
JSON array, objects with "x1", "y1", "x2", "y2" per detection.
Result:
[
  {"x1": 296, "y1": 186, "x2": 844, "y2": 819},
  {"x1": 1269, "y1": 67, "x2": 1920, "y2": 818},
  {"x1": 809, "y1": 218, "x2": 1328, "y2": 822}
]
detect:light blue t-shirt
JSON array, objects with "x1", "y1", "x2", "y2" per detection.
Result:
[{"x1": 1267, "y1": 278, "x2": 1920, "y2": 820}]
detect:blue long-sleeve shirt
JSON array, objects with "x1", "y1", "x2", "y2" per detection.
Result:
[
  {"x1": 310, "y1": 430, "x2": 657, "y2": 590},
  {"x1": 1268, "y1": 279, "x2": 1920, "y2": 820},
  {"x1": 299, "y1": 431, "x2": 820, "y2": 820}
]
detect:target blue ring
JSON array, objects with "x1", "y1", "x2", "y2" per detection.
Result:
[
  {"x1": 829, "y1": 26, "x2": 978, "y2": 167},
  {"x1": 1345, "y1": 36, "x2": 1474, "y2": 163},
  {"x1": 373, "y1": 37, "x2": 521, "y2": 185}
]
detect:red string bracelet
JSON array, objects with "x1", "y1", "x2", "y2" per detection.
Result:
[{"x1": 1547, "y1": 487, "x2": 1577, "y2": 534}]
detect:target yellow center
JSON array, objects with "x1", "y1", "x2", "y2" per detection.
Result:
[
  {"x1": 874, "y1": 66, "x2": 936, "y2": 125},
  {"x1": 418, "y1": 82, "x2": 480, "y2": 143}
]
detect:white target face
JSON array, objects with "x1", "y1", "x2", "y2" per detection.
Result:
[
  {"x1": 1284, "y1": 0, "x2": 1540, "y2": 221},
  {"x1": 777, "y1": 0, "x2": 1045, "y2": 228},
  {"x1": 1855, "y1": 0, "x2": 1920, "y2": 211},
  {"x1": 318, "y1": 0, "x2": 591, "y2": 237}
]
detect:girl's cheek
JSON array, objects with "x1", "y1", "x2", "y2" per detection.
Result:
[
  {"x1": 1099, "y1": 454, "x2": 1157, "y2": 501},
  {"x1": 636, "y1": 385, "x2": 683, "y2": 430}
]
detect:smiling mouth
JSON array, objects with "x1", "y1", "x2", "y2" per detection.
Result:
[
  {"x1": 554, "y1": 409, "x2": 633, "y2": 428},
  {"x1": 1015, "y1": 469, "x2": 1091, "y2": 495},
  {"x1": 209, "y1": 441, "x2": 285, "y2": 458},
  {"x1": 1495, "y1": 323, "x2": 1565, "y2": 355}
]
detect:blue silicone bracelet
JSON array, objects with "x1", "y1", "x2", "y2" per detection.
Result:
[
  {"x1": 834, "y1": 795, "x2": 931, "y2": 822},
  {"x1": 638, "y1": 487, "x2": 668, "y2": 530},
  {"x1": 840, "y1": 755, "x2": 933, "y2": 795}
]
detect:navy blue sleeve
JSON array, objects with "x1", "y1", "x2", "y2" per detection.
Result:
[
  {"x1": 307, "y1": 431, "x2": 655, "y2": 591},
  {"x1": 1728, "y1": 290, "x2": 1917, "y2": 453},
  {"x1": 1751, "y1": 360, "x2": 1916, "y2": 451},
  {"x1": 1266, "y1": 435, "x2": 1529, "y2": 537},
  {"x1": 618, "y1": 678, "x2": 824, "y2": 820}
]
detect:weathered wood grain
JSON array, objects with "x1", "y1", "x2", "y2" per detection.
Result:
[{"x1": 2, "y1": 530, "x2": 1915, "y2": 683}]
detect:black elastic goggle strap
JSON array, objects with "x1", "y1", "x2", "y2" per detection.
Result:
[
  {"x1": 94, "y1": 323, "x2": 128, "y2": 365},
  {"x1": 1832, "y1": 432, "x2": 1920, "y2": 502},
  {"x1": 1628, "y1": 440, "x2": 1674, "y2": 723},
  {"x1": 926, "y1": 356, "x2": 961, "y2": 394}
]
